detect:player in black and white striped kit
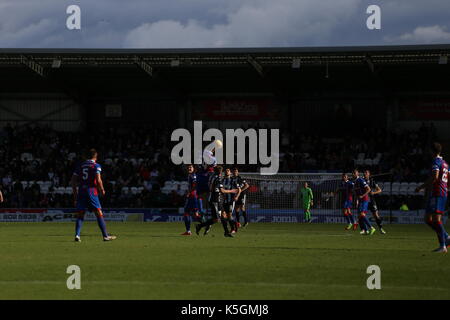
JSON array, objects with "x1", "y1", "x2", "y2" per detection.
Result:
[
  {"x1": 195, "y1": 166, "x2": 240, "y2": 237},
  {"x1": 222, "y1": 167, "x2": 240, "y2": 234},
  {"x1": 232, "y1": 167, "x2": 250, "y2": 228},
  {"x1": 364, "y1": 170, "x2": 386, "y2": 234}
]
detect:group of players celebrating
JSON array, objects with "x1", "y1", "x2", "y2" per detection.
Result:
[
  {"x1": 182, "y1": 164, "x2": 250, "y2": 238},
  {"x1": 334, "y1": 168, "x2": 386, "y2": 235}
]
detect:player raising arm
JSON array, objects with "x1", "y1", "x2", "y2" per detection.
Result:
[
  {"x1": 415, "y1": 143, "x2": 449, "y2": 253},
  {"x1": 195, "y1": 147, "x2": 218, "y2": 220},
  {"x1": 71, "y1": 148, "x2": 116, "y2": 242}
]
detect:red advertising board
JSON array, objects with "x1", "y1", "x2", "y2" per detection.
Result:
[
  {"x1": 399, "y1": 100, "x2": 450, "y2": 120},
  {"x1": 193, "y1": 99, "x2": 280, "y2": 120}
]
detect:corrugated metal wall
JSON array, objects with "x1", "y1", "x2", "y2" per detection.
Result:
[{"x1": 0, "y1": 99, "x2": 83, "y2": 131}]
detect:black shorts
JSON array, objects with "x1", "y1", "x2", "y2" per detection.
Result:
[
  {"x1": 235, "y1": 194, "x2": 247, "y2": 206},
  {"x1": 368, "y1": 201, "x2": 378, "y2": 213},
  {"x1": 209, "y1": 201, "x2": 223, "y2": 219},
  {"x1": 223, "y1": 201, "x2": 235, "y2": 214}
]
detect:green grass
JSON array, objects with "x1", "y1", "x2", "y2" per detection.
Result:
[{"x1": 0, "y1": 222, "x2": 449, "y2": 300}]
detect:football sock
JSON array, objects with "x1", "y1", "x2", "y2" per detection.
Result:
[
  {"x1": 349, "y1": 213, "x2": 355, "y2": 224},
  {"x1": 96, "y1": 216, "x2": 109, "y2": 238},
  {"x1": 375, "y1": 216, "x2": 383, "y2": 229},
  {"x1": 183, "y1": 214, "x2": 192, "y2": 232},
  {"x1": 198, "y1": 198, "x2": 204, "y2": 214},
  {"x1": 434, "y1": 221, "x2": 447, "y2": 247},
  {"x1": 344, "y1": 214, "x2": 351, "y2": 224},
  {"x1": 235, "y1": 211, "x2": 241, "y2": 224},
  {"x1": 358, "y1": 216, "x2": 367, "y2": 231},
  {"x1": 242, "y1": 211, "x2": 248, "y2": 223},
  {"x1": 426, "y1": 220, "x2": 447, "y2": 238},
  {"x1": 221, "y1": 218, "x2": 230, "y2": 234},
  {"x1": 75, "y1": 217, "x2": 84, "y2": 237},
  {"x1": 229, "y1": 219, "x2": 236, "y2": 230},
  {"x1": 363, "y1": 216, "x2": 372, "y2": 230}
]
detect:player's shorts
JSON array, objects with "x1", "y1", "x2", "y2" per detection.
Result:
[
  {"x1": 223, "y1": 201, "x2": 235, "y2": 214},
  {"x1": 358, "y1": 201, "x2": 369, "y2": 214},
  {"x1": 426, "y1": 196, "x2": 447, "y2": 214},
  {"x1": 302, "y1": 203, "x2": 311, "y2": 211},
  {"x1": 235, "y1": 194, "x2": 247, "y2": 206},
  {"x1": 342, "y1": 200, "x2": 353, "y2": 209},
  {"x1": 77, "y1": 188, "x2": 101, "y2": 211},
  {"x1": 368, "y1": 200, "x2": 378, "y2": 213},
  {"x1": 209, "y1": 200, "x2": 223, "y2": 219},
  {"x1": 184, "y1": 197, "x2": 199, "y2": 213}
]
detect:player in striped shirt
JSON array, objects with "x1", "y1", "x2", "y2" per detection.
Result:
[
  {"x1": 181, "y1": 164, "x2": 200, "y2": 235},
  {"x1": 353, "y1": 169, "x2": 376, "y2": 236},
  {"x1": 232, "y1": 167, "x2": 250, "y2": 228},
  {"x1": 195, "y1": 148, "x2": 217, "y2": 220},
  {"x1": 364, "y1": 170, "x2": 386, "y2": 234},
  {"x1": 335, "y1": 173, "x2": 357, "y2": 230},
  {"x1": 71, "y1": 149, "x2": 116, "y2": 242},
  {"x1": 195, "y1": 166, "x2": 240, "y2": 237},
  {"x1": 416, "y1": 143, "x2": 449, "y2": 253}
]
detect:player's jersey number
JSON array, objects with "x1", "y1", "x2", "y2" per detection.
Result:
[
  {"x1": 82, "y1": 168, "x2": 89, "y2": 180},
  {"x1": 442, "y1": 167, "x2": 448, "y2": 184}
]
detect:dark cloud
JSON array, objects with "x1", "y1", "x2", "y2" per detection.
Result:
[{"x1": 0, "y1": 0, "x2": 449, "y2": 48}]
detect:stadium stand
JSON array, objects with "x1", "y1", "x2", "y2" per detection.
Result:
[{"x1": 0, "y1": 46, "x2": 448, "y2": 211}]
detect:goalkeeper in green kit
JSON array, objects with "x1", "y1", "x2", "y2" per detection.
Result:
[{"x1": 299, "y1": 182, "x2": 314, "y2": 223}]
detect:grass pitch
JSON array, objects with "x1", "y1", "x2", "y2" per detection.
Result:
[{"x1": 0, "y1": 222, "x2": 449, "y2": 300}]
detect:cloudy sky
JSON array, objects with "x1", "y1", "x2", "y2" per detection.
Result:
[{"x1": 0, "y1": 0, "x2": 449, "y2": 48}]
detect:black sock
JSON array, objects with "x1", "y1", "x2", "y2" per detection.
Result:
[
  {"x1": 235, "y1": 211, "x2": 241, "y2": 224},
  {"x1": 229, "y1": 219, "x2": 237, "y2": 230},
  {"x1": 242, "y1": 211, "x2": 248, "y2": 223},
  {"x1": 221, "y1": 218, "x2": 229, "y2": 234},
  {"x1": 375, "y1": 217, "x2": 383, "y2": 229}
]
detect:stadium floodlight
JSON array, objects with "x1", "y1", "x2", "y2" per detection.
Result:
[
  {"x1": 291, "y1": 58, "x2": 301, "y2": 69},
  {"x1": 247, "y1": 55, "x2": 264, "y2": 77},
  {"x1": 133, "y1": 56, "x2": 153, "y2": 76},
  {"x1": 20, "y1": 55, "x2": 45, "y2": 77},
  {"x1": 365, "y1": 55, "x2": 375, "y2": 73},
  {"x1": 171, "y1": 59, "x2": 181, "y2": 67},
  {"x1": 51, "y1": 59, "x2": 62, "y2": 68},
  {"x1": 439, "y1": 55, "x2": 448, "y2": 65}
]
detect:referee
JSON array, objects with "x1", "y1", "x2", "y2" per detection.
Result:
[{"x1": 364, "y1": 170, "x2": 386, "y2": 234}]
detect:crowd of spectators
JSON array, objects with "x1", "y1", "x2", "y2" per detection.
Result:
[
  {"x1": 280, "y1": 122, "x2": 438, "y2": 181},
  {"x1": 0, "y1": 121, "x2": 441, "y2": 210}
]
